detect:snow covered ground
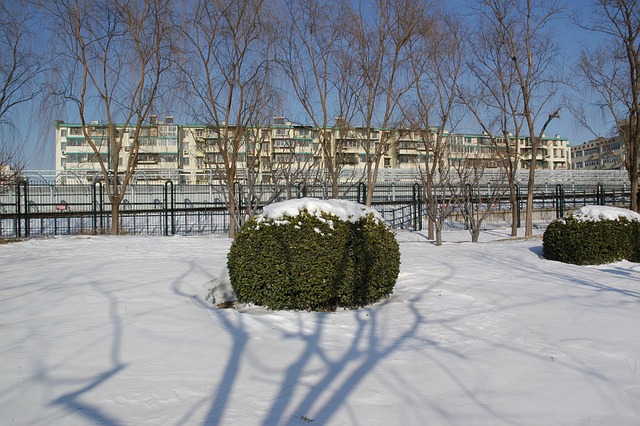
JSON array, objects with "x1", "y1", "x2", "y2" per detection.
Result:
[{"x1": 1, "y1": 228, "x2": 640, "y2": 425}]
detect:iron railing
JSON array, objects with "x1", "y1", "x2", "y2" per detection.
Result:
[{"x1": 1, "y1": 179, "x2": 635, "y2": 238}]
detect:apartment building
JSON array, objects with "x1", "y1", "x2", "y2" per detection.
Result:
[
  {"x1": 571, "y1": 135, "x2": 625, "y2": 170},
  {"x1": 55, "y1": 117, "x2": 571, "y2": 183},
  {"x1": 56, "y1": 115, "x2": 180, "y2": 181},
  {"x1": 380, "y1": 129, "x2": 570, "y2": 171}
]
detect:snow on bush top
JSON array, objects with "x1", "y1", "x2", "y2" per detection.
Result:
[
  {"x1": 260, "y1": 197, "x2": 384, "y2": 224},
  {"x1": 573, "y1": 205, "x2": 640, "y2": 222}
]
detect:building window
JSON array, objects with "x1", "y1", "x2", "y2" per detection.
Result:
[
  {"x1": 584, "y1": 147, "x2": 599, "y2": 156},
  {"x1": 298, "y1": 128, "x2": 310, "y2": 137},
  {"x1": 137, "y1": 153, "x2": 159, "y2": 164},
  {"x1": 274, "y1": 139, "x2": 294, "y2": 148},
  {"x1": 159, "y1": 154, "x2": 177, "y2": 163},
  {"x1": 159, "y1": 125, "x2": 177, "y2": 138}
]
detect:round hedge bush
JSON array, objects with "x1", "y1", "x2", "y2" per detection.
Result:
[
  {"x1": 543, "y1": 205, "x2": 640, "y2": 265},
  {"x1": 227, "y1": 198, "x2": 400, "y2": 311}
]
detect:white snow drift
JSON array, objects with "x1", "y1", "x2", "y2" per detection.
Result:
[
  {"x1": 1, "y1": 214, "x2": 640, "y2": 424},
  {"x1": 572, "y1": 205, "x2": 640, "y2": 222}
]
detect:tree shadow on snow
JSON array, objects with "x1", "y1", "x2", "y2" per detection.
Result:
[
  {"x1": 170, "y1": 258, "x2": 434, "y2": 425},
  {"x1": 260, "y1": 305, "x2": 426, "y2": 425},
  {"x1": 47, "y1": 279, "x2": 128, "y2": 426},
  {"x1": 166, "y1": 241, "x2": 640, "y2": 425}
]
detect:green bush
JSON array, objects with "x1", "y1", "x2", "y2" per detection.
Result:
[
  {"x1": 631, "y1": 222, "x2": 640, "y2": 263},
  {"x1": 543, "y1": 215, "x2": 639, "y2": 265},
  {"x1": 227, "y1": 207, "x2": 400, "y2": 311}
]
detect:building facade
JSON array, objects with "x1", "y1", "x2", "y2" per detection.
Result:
[
  {"x1": 571, "y1": 136, "x2": 625, "y2": 171},
  {"x1": 56, "y1": 116, "x2": 180, "y2": 181},
  {"x1": 55, "y1": 117, "x2": 571, "y2": 183}
]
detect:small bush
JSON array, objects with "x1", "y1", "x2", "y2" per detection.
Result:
[
  {"x1": 227, "y1": 207, "x2": 400, "y2": 311},
  {"x1": 631, "y1": 222, "x2": 640, "y2": 263},
  {"x1": 543, "y1": 215, "x2": 639, "y2": 265}
]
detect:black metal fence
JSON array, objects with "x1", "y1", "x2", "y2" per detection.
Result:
[
  {"x1": 0, "y1": 179, "x2": 634, "y2": 239},
  {"x1": 0, "y1": 181, "x2": 424, "y2": 238}
]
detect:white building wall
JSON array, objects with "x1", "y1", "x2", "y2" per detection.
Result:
[{"x1": 55, "y1": 120, "x2": 572, "y2": 183}]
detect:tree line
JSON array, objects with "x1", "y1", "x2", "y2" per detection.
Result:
[{"x1": 1, "y1": 0, "x2": 638, "y2": 238}]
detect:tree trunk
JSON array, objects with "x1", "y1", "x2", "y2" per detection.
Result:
[
  {"x1": 472, "y1": 227, "x2": 480, "y2": 243},
  {"x1": 427, "y1": 216, "x2": 435, "y2": 240},
  {"x1": 630, "y1": 135, "x2": 639, "y2": 212},
  {"x1": 525, "y1": 163, "x2": 535, "y2": 237},
  {"x1": 111, "y1": 199, "x2": 121, "y2": 235},
  {"x1": 426, "y1": 179, "x2": 435, "y2": 240},
  {"x1": 509, "y1": 180, "x2": 518, "y2": 237},
  {"x1": 630, "y1": 167, "x2": 639, "y2": 212},
  {"x1": 229, "y1": 203, "x2": 238, "y2": 238},
  {"x1": 435, "y1": 222, "x2": 443, "y2": 246}
]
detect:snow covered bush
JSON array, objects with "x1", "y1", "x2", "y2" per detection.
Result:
[
  {"x1": 227, "y1": 198, "x2": 400, "y2": 311},
  {"x1": 543, "y1": 206, "x2": 640, "y2": 265}
]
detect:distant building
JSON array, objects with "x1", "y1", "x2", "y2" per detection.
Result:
[
  {"x1": 54, "y1": 117, "x2": 571, "y2": 183},
  {"x1": 55, "y1": 116, "x2": 179, "y2": 181},
  {"x1": 571, "y1": 135, "x2": 625, "y2": 171}
]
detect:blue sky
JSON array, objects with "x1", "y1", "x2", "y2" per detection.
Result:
[
  {"x1": 444, "y1": 0, "x2": 611, "y2": 145},
  {"x1": 10, "y1": 0, "x2": 611, "y2": 170}
]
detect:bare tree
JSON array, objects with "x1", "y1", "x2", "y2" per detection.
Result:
[
  {"x1": 0, "y1": 140, "x2": 23, "y2": 185},
  {"x1": 416, "y1": 146, "x2": 462, "y2": 245},
  {"x1": 240, "y1": 122, "x2": 293, "y2": 219},
  {"x1": 459, "y1": 2, "x2": 525, "y2": 237},
  {"x1": 180, "y1": 0, "x2": 276, "y2": 237},
  {"x1": 453, "y1": 160, "x2": 507, "y2": 242},
  {"x1": 577, "y1": 0, "x2": 640, "y2": 212},
  {"x1": 467, "y1": 0, "x2": 563, "y2": 237},
  {"x1": 45, "y1": 0, "x2": 174, "y2": 234},
  {"x1": 242, "y1": 119, "x2": 320, "y2": 215},
  {"x1": 0, "y1": 0, "x2": 48, "y2": 176},
  {"x1": 265, "y1": 120, "x2": 322, "y2": 199},
  {"x1": 277, "y1": 0, "x2": 358, "y2": 199},
  {"x1": 404, "y1": 10, "x2": 464, "y2": 244},
  {"x1": 0, "y1": 0, "x2": 46, "y2": 126},
  {"x1": 345, "y1": 0, "x2": 421, "y2": 206}
]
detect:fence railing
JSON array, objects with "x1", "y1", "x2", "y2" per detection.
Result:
[{"x1": 0, "y1": 180, "x2": 634, "y2": 238}]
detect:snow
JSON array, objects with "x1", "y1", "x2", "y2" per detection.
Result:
[
  {"x1": 573, "y1": 205, "x2": 640, "y2": 222},
  {"x1": 261, "y1": 198, "x2": 384, "y2": 224},
  {"x1": 1, "y1": 229, "x2": 640, "y2": 425}
]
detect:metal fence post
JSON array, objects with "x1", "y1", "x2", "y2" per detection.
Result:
[
  {"x1": 92, "y1": 181, "x2": 105, "y2": 234},
  {"x1": 357, "y1": 182, "x2": 366, "y2": 204},
  {"x1": 555, "y1": 184, "x2": 565, "y2": 219},
  {"x1": 16, "y1": 180, "x2": 30, "y2": 238},
  {"x1": 412, "y1": 182, "x2": 422, "y2": 231},
  {"x1": 596, "y1": 183, "x2": 604, "y2": 206},
  {"x1": 92, "y1": 181, "x2": 98, "y2": 234},
  {"x1": 515, "y1": 184, "x2": 521, "y2": 228},
  {"x1": 464, "y1": 183, "x2": 472, "y2": 230},
  {"x1": 16, "y1": 181, "x2": 22, "y2": 238},
  {"x1": 297, "y1": 182, "x2": 307, "y2": 198},
  {"x1": 164, "y1": 180, "x2": 175, "y2": 236}
]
